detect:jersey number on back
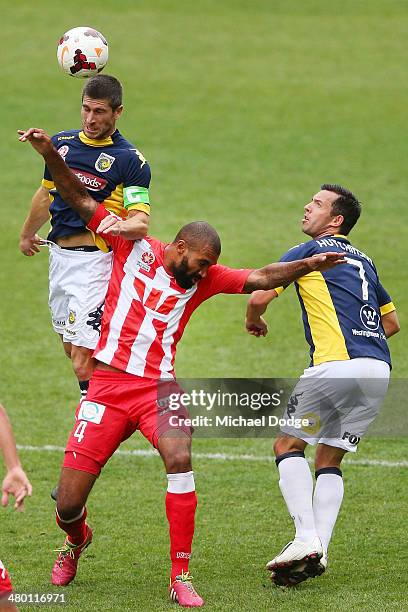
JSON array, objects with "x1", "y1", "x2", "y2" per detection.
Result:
[{"x1": 345, "y1": 257, "x2": 368, "y2": 300}]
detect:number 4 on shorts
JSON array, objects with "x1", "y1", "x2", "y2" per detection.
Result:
[{"x1": 74, "y1": 421, "x2": 88, "y2": 443}]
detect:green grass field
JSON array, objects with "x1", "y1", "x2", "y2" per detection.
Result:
[{"x1": 1, "y1": 1, "x2": 407, "y2": 610}]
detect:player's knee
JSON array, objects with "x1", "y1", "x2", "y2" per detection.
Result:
[
  {"x1": 72, "y1": 364, "x2": 93, "y2": 382},
  {"x1": 164, "y1": 448, "x2": 192, "y2": 473},
  {"x1": 273, "y1": 438, "x2": 282, "y2": 456},
  {"x1": 274, "y1": 437, "x2": 292, "y2": 456},
  {"x1": 273, "y1": 436, "x2": 304, "y2": 457},
  {"x1": 56, "y1": 495, "x2": 84, "y2": 522},
  {"x1": 71, "y1": 348, "x2": 94, "y2": 381},
  {"x1": 315, "y1": 444, "x2": 345, "y2": 471}
]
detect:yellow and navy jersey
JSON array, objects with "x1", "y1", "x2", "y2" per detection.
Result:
[
  {"x1": 42, "y1": 129, "x2": 151, "y2": 251},
  {"x1": 276, "y1": 235, "x2": 395, "y2": 367}
]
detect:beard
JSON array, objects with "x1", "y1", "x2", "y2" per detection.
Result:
[{"x1": 172, "y1": 257, "x2": 197, "y2": 289}]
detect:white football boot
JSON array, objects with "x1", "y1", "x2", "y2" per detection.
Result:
[
  {"x1": 266, "y1": 536, "x2": 323, "y2": 571},
  {"x1": 269, "y1": 549, "x2": 327, "y2": 587}
]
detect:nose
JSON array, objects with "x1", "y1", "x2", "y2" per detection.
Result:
[
  {"x1": 304, "y1": 202, "x2": 311, "y2": 213},
  {"x1": 87, "y1": 111, "x2": 96, "y2": 124}
]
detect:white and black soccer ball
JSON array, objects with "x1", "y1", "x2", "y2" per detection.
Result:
[{"x1": 57, "y1": 26, "x2": 108, "y2": 78}]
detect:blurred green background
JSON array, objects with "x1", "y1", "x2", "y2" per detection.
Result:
[{"x1": 2, "y1": 0, "x2": 406, "y2": 396}]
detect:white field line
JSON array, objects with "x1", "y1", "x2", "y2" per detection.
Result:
[{"x1": 16, "y1": 444, "x2": 408, "y2": 469}]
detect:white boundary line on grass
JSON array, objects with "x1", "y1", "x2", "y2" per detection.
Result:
[{"x1": 16, "y1": 444, "x2": 408, "y2": 468}]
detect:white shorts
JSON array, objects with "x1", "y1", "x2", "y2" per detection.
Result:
[
  {"x1": 280, "y1": 358, "x2": 390, "y2": 452},
  {"x1": 48, "y1": 244, "x2": 113, "y2": 349}
]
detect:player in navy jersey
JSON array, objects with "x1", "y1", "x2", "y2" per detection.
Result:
[
  {"x1": 19, "y1": 129, "x2": 346, "y2": 608},
  {"x1": 19, "y1": 75, "x2": 151, "y2": 403},
  {"x1": 246, "y1": 185, "x2": 400, "y2": 586}
]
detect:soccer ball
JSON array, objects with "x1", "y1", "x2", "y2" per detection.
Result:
[{"x1": 57, "y1": 27, "x2": 108, "y2": 78}]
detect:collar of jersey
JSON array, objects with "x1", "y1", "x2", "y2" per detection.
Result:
[
  {"x1": 78, "y1": 131, "x2": 114, "y2": 147},
  {"x1": 332, "y1": 234, "x2": 349, "y2": 242}
]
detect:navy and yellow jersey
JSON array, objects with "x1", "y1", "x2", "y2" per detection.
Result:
[
  {"x1": 275, "y1": 235, "x2": 395, "y2": 367},
  {"x1": 42, "y1": 129, "x2": 151, "y2": 251}
]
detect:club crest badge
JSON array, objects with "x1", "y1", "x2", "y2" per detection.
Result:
[
  {"x1": 58, "y1": 145, "x2": 69, "y2": 159},
  {"x1": 95, "y1": 152, "x2": 115, "y2": 173}
]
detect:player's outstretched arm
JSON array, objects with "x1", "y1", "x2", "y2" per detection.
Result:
[
  {"x1": 0, "y1": 405, "x2": 32, "y2": 512},
  {"x1": 18, "y1": 128, "x2": 97, "y2": 223},
  {"x1": 244, "y1": 252, "x2": 345, "y2": 292},
  {"x1": 245, "y1": 289, "x2": 278, "y2": 337}
]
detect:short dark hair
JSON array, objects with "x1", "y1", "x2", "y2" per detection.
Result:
[
  {"x1": 173, "y1": 221, "x2": 221, "y2": 256},
  {"x1": 82, "y1": 74, "x2": 123, "y2": 110},
  {"x1": 321, "y1": 183, "x2": 361, "y2": 234}
]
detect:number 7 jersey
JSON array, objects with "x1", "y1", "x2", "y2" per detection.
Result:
[{"x1": 275, "y1": 234, "x2": 395, "y2": 367}]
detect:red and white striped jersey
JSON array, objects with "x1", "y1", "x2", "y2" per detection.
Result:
[{"x1": 88, "y1": 206, "x2": 252, "y2": 379}]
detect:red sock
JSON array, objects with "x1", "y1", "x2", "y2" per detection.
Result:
[
  {"x1": 56, "y1": 507, "x2": 87, "y2": 546},
  {"x1": 166, "y1": 491, "x2": 197, "y2": 581}
]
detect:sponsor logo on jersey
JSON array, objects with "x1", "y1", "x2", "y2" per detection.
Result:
[
  {"x1": 137, "y1": 250, "x2": 155, "y2": 272},
  {"x1": 351, "y1": 328, "x2": 386, "y2": 340},
  {"x1": 71, "y1": 168, "x2": 107, "y2": 191},
  {"x1": 95, "y1": 152, "x2": 115, "y2": 172},
  {"x1": 58, "y1": 145, "x2": 69, "y2": 160},
  {"x1": 77, "y1": 401, "x2": 106, "y2": 424},
  {"x1": 360, "y1": 305, "x2": 380, "y2": 331},
  {"x1": 57, "y1": 135, "x2": 75, "y2": 141},
  {"x1": 141, "y1": 251, "x2": 155, "y2": 265}
]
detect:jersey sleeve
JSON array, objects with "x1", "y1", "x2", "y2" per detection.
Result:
[
  {"x1": 376, "y1": 281, "x2": 395, "y2": 315},
  {"x1": 42, "y1": 135, "x2": 58, "y2": 189},
  {"x1": 122, "y1": 150, "x2": 151, "y2": 215},
  {"x1": 273, "y1": 242, "x2": 313, "y2": 295},
  {"x1": 87, "y1": 204, "x2": 127, "y2": 252},
  {"x1": 199, "y1": 265, "x2": 253, "y2": 300},
  {"x1": 279, "y1": 242, "x2": 313, "y2": 262}
]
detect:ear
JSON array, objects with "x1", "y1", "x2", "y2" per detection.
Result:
[
  {"x1": 114, "y1": 105, "x2": 124, "y2": 120},
  {"x1": 176, "y1": 240, "x2": 187, "y2": 255},
  {"x1": 332, "y1": 214, "x2": 344, "y2": 229}
]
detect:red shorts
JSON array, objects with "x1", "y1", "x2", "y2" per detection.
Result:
[{"x1": 64, "y1": 370, "x2": 192, "y2": 476}]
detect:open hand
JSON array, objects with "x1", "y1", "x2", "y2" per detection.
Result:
[
  {"x1": 2, "y1": 466, "x2": 33, "y2": 512},
  {"x1": 309, "y1": 251, "x2": 346, "y2": 272},
  {"x1": 18, "y1": 128, "x2": 53, "y2": 155},
  {"x1": 19, "y1": 234, "x2": 45, "y2": 256}
]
